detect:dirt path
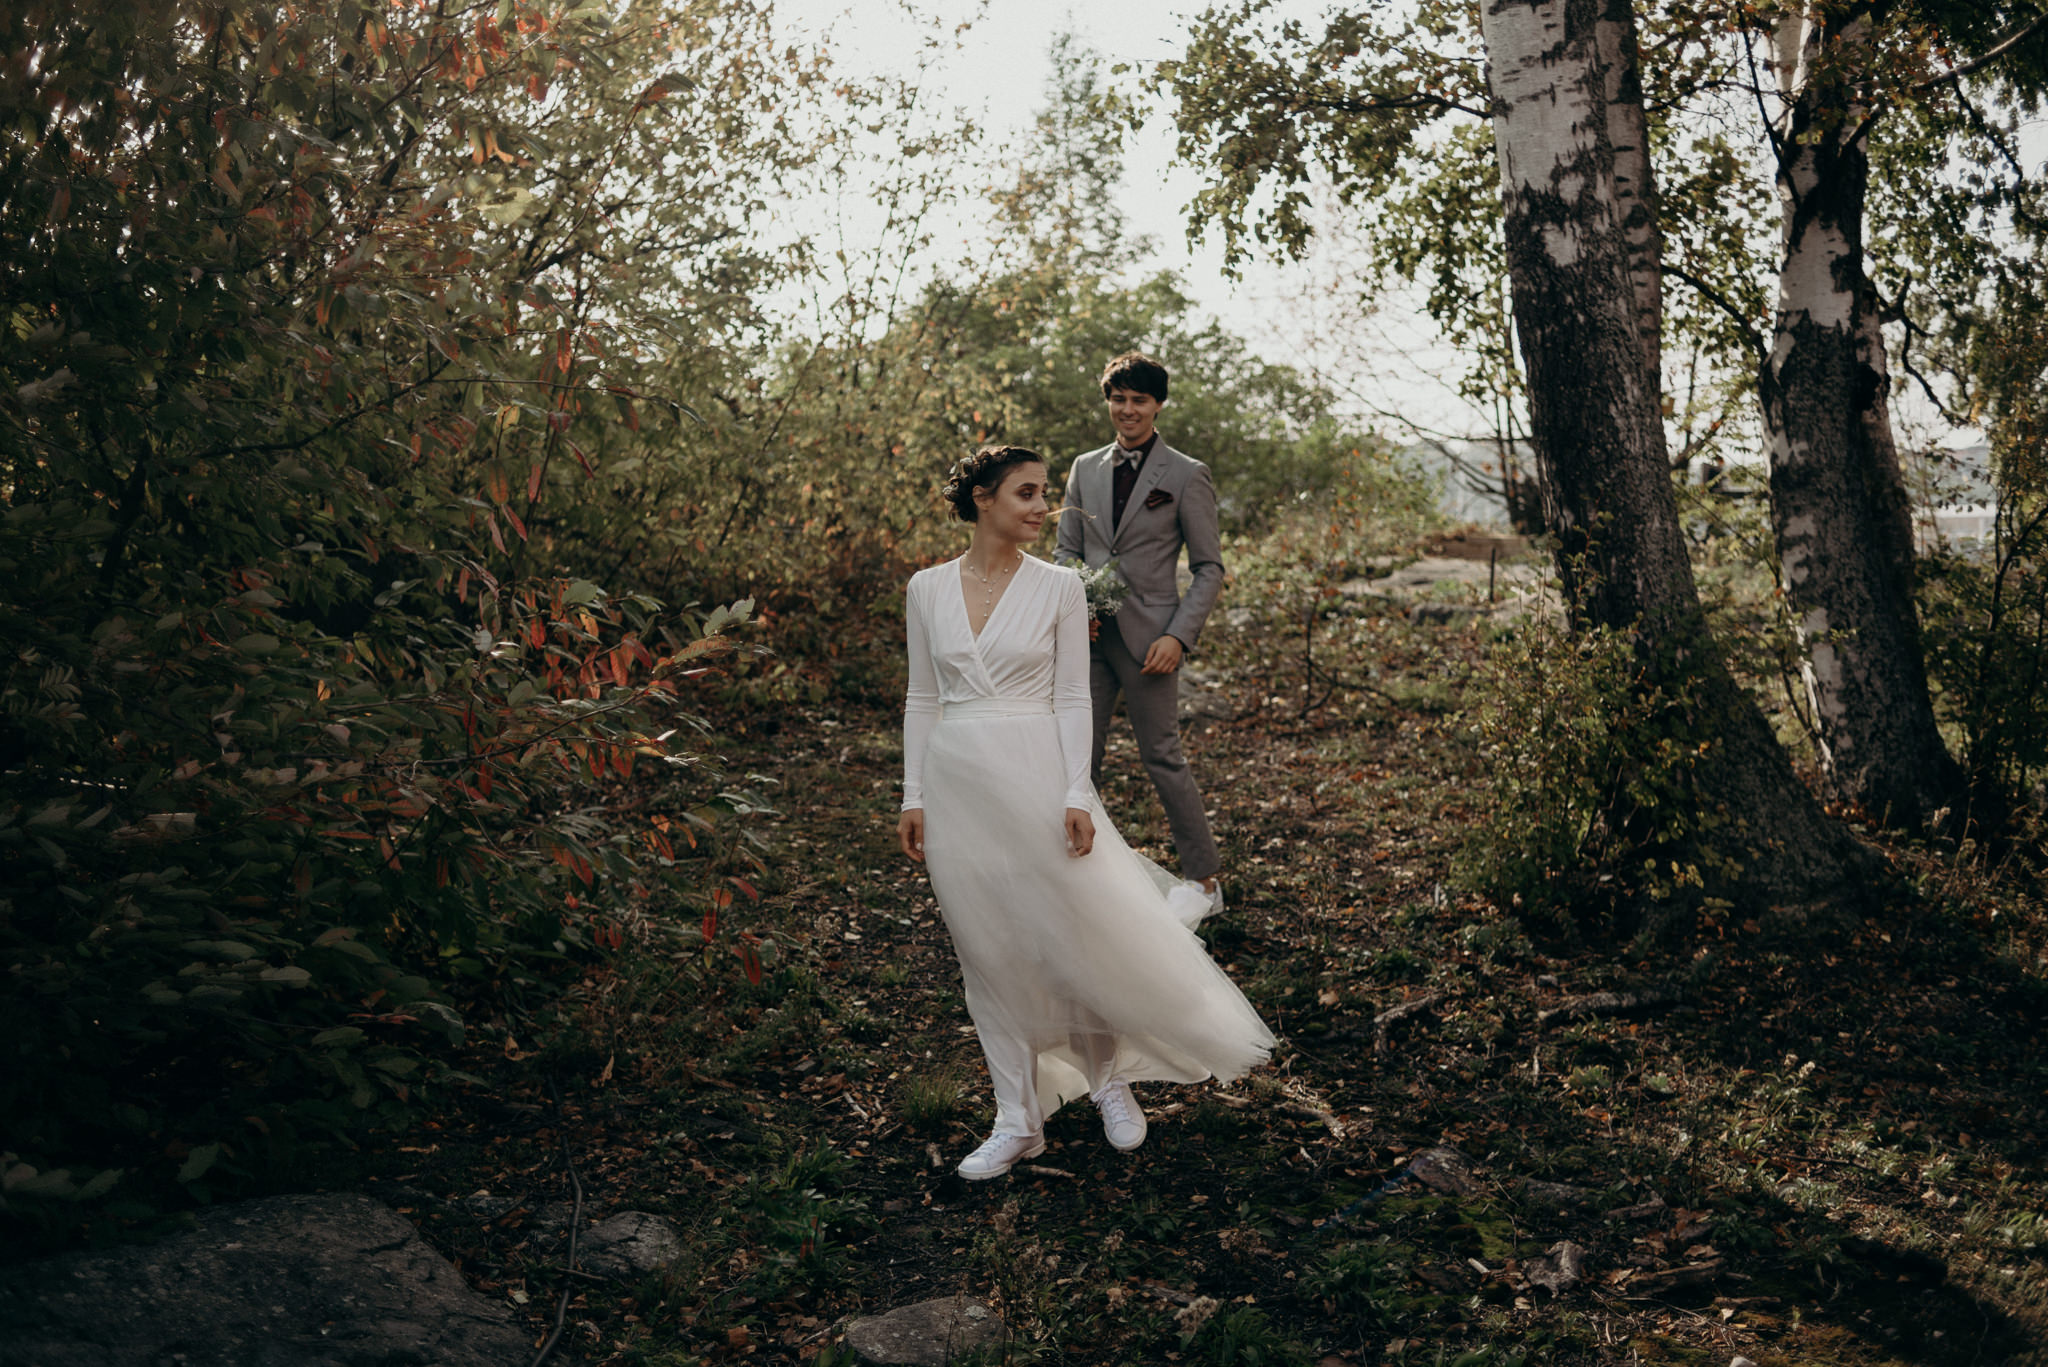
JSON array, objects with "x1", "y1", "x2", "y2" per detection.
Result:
[{"x1": 360, "y1": 612, "x2": 2048, "y2": 1366}]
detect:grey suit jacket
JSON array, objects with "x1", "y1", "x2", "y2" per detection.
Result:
[{"x1": 1054, "y1": 438, "x2": 1226, "y2": 659}]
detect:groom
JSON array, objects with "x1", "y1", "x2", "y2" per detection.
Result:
[{"x1": 1055, "y1": 352, "x2": 1225, "y2": 912}]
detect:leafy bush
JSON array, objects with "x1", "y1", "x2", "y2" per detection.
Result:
[
  {"x1": 0, "y1": 0, "x2": 802, "y2": 1224},
  {"x1": 1458, "y1": 613, "x2": 1735, "y2": 927}
]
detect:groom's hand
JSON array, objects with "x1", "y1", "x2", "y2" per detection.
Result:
[{"x1": 1140, "y1": 635, "x2": 1184, "y2": 675}]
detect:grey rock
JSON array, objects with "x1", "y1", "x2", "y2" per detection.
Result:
[
  {"x1": 845, "y1": 1295, "x2": 1004, "y2": 1366},
  {"x1": 1526, "y1": 1240, "x2": 1589, "y2": 1295},
  {"x1": 1518, "y1": 1178, "x2": 1596, "y2": 1211},
  {"x1": 0, "y1": 1192, "x2": 528, "y2": 1367},
  {"x1": 579, "y1": 1210, "x2": 683, "y2": 1278},
  {"x1": 1405, "y1": 1146, "x2": 1482, "y2": 1197}
]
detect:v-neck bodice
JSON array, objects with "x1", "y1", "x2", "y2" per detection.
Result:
[
  {"x1": 960, "y1": 555, "x2": 1025, "y2": 641},
  {"x1": 900, "y1": 554, "x2": 1094, "y2": 811}
]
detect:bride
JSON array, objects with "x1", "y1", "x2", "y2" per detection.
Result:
[{"x1": 896, "y1": 444, "x2": 1275, "y2": 1180}]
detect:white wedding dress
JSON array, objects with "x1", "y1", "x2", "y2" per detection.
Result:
[{"x1": 902, "y1": 553, "x2": 1274, "y2": 1137}]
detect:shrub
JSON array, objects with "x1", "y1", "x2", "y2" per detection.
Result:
[{"x1": 1458, "y1": 613, "x2": 1734, "y2": 928}]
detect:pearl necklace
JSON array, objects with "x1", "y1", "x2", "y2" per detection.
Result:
[{"x1": 965, "y1": 551, "x2": 1021, "y2": 627}]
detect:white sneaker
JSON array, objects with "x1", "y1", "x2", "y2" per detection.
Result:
[
  {"x1": 1093, "y1": 1079, "x2": 1148, "y2": 1151},
  {"x1": 956, "y1": 1131, "x2": 1045, "y2": 1181},
  {"x1": 1185, "y1": 878, "x2": 1225, "y2": 916}
]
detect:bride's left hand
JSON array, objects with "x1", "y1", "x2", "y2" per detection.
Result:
[{"x1": 1064, "y1": 807, "x2": 1094, "y2": 858}]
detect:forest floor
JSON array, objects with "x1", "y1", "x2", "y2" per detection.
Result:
[{"x1": 350, "y1": 542, "x2": 2048, "y2": 1367}]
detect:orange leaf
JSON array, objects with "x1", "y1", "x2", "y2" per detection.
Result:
[
  {"x1": 702, "y1": 909, "x2": 717, "y2": 943},
  {"x1": 739, "y1": 942, "x2": 762, "y2": 986},
  {"x1": 528, "y1": 618, "x2": 547, "y2": 649},
  {"x1": 527, "y1": 463, "x2": 544, "y2": 502}
]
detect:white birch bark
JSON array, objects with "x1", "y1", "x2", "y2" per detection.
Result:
[
  {"x1": 1597, "y1": 0, "x2": 1663, "y2": 396},
  {"x1": 1480, "y1": 0, "x2": 1865, "y2": 906},
  {"x1": 1761, "y1": 6, "x2": 1962, "y2": 828}
]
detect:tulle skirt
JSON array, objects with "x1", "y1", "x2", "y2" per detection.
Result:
[{"x1": 921, "y1": 702, "x2": 1274, "y2": 1133}]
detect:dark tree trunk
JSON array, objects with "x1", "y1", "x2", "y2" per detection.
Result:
[
  {"x1": 1762, "y1": 10, "x2": 1966, "y2": 831},
  {"x1": 1480, "y1": 0, "x2": 1870, "y2": 908}
]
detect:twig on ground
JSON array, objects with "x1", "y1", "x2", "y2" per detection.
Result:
[
  {"x1": 1278, "y1": 1102, "x2": 1346, "y2": 1137},
  {"x1": 1020, "y1": 1164, "x2": 1076, "y2": 1179},
  {"x1": 531, "y1": 1077, "x2": 587, "y2": 1367},
  {"x1": 1375, "y1": 993, "x2": 1442, "y2": 1054},
  {"x1": 1536, "y1": 986, "x2": 1684, "y2": 1029}
]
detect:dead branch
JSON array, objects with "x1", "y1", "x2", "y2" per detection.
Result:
[
  {"x1": 1536, "y1": 986, "x2": 1684, "y2": 1029},
  {"x1": 1375, "y1": 993, "x2": 1443, "y2": 1053}
]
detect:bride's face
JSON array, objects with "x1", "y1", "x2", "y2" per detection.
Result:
[{"x1": 976, "y1": 462, "x2": 1049, "y2": 545}]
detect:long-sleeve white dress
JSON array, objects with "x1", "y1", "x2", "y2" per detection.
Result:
[{"x1": 902, "y1": 553, "x2": 1274, "y2": 1137}]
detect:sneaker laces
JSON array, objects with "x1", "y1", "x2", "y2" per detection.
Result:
[
  {"x1": 968, "y1": 1132, "x2": 1026, "y2": 1162},
  {"x1": 1094, "y1": 1084, "x2": 1135, "y2": 1128}
]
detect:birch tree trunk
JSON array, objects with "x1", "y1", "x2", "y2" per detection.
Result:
[
  {"x1": 1760, "y1": 8, "x2": 1965, "y2": 830},
  {"x1": 1597, "y1": 0, "x2": 1662, "y2": 401},
  {"x1": 1479, "y1": 0, "x2": 1865, "y2": 906}
]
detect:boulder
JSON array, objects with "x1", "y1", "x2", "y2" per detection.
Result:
[
  {"x1": 844, "y1": 1295, "x2": 1004, "y2": 1366},
  {"x1": 0, "y1": 1192, "x2": 529, "y2": 1367}
]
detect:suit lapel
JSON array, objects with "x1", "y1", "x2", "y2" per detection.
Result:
[
  {"x1": 1088, "y1": 447, "x2": 1117, "y2": 555},
  {"x1": 1113, "y1": 444, "x2": 1173, "y2": 548}
]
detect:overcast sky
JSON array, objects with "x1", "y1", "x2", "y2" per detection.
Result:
[{"x1": 759, "y1": 0, "x2": 1491, "y2": 437}]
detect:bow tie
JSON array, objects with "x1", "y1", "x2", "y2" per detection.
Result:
[{"x1": 1112, "y1": 444, "x2": 1147, "y2": 467}]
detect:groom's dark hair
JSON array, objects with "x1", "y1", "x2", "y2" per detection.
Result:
[{"x1": 1100, "y1": 352, "x2": 1169, "y2": 403}]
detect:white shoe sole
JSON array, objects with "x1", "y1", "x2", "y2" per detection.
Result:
[{"x1": 958, "y1": 1138, "x2": 1045, "y2": 1181}]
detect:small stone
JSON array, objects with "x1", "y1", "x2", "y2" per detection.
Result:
[
  {"x1": 1730, "y1": 1358, "x2": 1758, "y2": 1367},
  {"x1": 1526, "y1": 1240, "x2": 1588, "y2": 1295},
  {"x1": 1406, "y1": 1146, "x2": 1482, "y2": 1197},
  {"x1": 1518, "y1": 1178, "x2": 1595, "y2": 1210},
  {"x1": 845, "y1": 1296, "x2": 1005, "y2": 1366},
  {"x1": 579, "y1": 1211, "x2": 684, "y2": 1278}
]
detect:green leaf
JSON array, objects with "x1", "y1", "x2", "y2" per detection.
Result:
[
  {"x1": 77, "y1": 1167, "x2": 126, "y2": 1200},
  {"x1": 177, "y1": 1144, "x2": 221, "y2": 1183},
  {"x1": 312, "y1": 1026, "x2": 366, "y2": 1048}
]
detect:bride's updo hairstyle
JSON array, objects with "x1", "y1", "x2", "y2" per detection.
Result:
[{"x1": 942, "y1": 445, "x2": 1044, "y2": 523}]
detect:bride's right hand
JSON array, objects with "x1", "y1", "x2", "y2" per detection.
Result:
[{"x1": 897, "y1": 809, "x2": 925, "y2": 863}]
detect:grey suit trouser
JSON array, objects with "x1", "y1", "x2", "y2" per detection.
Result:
[{"x1": 1090, "y1": 622, "x2": 1220, "y2": 881}]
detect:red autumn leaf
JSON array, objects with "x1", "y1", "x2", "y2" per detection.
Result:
[
  {"x1": 701, "y1": 909, "x2": 717, "y2": 943},
  {"x1": 738, "y1": 941, "x2": 762, "y2": 986}
]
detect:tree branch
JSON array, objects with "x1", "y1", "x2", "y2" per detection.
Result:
[
  {"x1": 1915, "y1": 7, "x2": 2048, "y2": 91},
  {"x1": 1665, "y1": 262, "x2": 1767, "y2": 360}
]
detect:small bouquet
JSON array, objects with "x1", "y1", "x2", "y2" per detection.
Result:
[{"x1": 1078, "y1": 559, "x2": 1131, "y2": 619}]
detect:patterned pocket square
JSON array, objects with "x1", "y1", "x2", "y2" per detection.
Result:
[{"x1": 1143, "y1": 489, "x2": 1174, "y2": 510}]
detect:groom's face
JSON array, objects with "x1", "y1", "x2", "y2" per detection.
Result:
[{"x1": 1105, "y1": 386, "x2": 1163, "y2": 448}]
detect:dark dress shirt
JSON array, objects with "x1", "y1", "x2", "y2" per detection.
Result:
[{"x1": 1110, "y1": 432, "x2": 1159, "y2": 531}]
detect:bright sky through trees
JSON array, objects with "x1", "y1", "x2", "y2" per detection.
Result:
[{"x1": 763, "y1": 0, "x2": 1476, "y2": 434}]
